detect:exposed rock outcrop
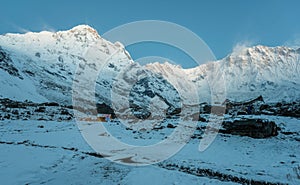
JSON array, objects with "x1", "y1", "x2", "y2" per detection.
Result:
[{"x1": 220, "y1": 118, "x2": 278, "y2": 138}]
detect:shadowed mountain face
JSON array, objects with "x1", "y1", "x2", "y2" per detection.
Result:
[
  {"x1": 129, "y1": 75, "x2": 181, "y2": 119},
  {"x1": 0, "y1": 47, "x2": 22, "y2": 79}
]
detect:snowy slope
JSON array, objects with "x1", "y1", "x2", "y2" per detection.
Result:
[{"x1": 0, "y1": 115, "x2": 299, "y2": 184}]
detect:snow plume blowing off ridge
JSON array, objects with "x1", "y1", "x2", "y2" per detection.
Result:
[
  {"x1": 232, "y1": 40, "x2": 255, "y2": 55},
  {"x1": 284, "y1": 35, "x2": 300, "y2": 49}
]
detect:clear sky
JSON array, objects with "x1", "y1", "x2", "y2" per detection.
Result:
[{"x1": 1, "y1": 0, "x2": 300, "y2": 67}]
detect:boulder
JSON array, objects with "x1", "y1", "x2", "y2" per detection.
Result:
[{"x1": 221, "y1": 118, "x2": 278, "y2": 138}]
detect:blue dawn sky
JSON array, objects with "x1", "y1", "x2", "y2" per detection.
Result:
[{"x1": 0, "y1": 0, "x2": 300, "y2": 68}]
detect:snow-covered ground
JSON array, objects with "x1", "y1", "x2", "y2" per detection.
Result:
[{"x1": 0, "y1": 115, "x2": 299, "y2": 184}]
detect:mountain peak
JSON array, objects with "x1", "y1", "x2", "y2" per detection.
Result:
[
  {"x1": 64, "y1": 24, "x2": 100, "y2": 39},
  {"x1": 69, "y1": 25, "x2": 97, "y2": 33}
]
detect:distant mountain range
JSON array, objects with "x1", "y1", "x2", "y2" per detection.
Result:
[{"x1": 0, "y1": 25, "x2": 299, "y2": 115}]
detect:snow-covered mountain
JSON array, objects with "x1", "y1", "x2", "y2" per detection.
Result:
[
  {"x1": 0, "y1": 25, "x2": 299, "y2": 114},
  {"x1": 0, "y1": 25, "x2": 132, "y2": 105},
  {"x1": 220, "y1": 45, "x2": 300, "y2": 102}
]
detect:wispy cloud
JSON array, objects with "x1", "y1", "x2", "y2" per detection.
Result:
[
  {"x1": 41, "y1": 23, "x2": 56, "y2": 32},
  {"x1": 9, "y1": 23, "x2": 31, "y2": 33},
  {"x1": 232, "y1": 40, "x2": 255, "y2": 54},
  {"x1": 284, "y1": 34, "x2": 300, "y2": 48}
]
